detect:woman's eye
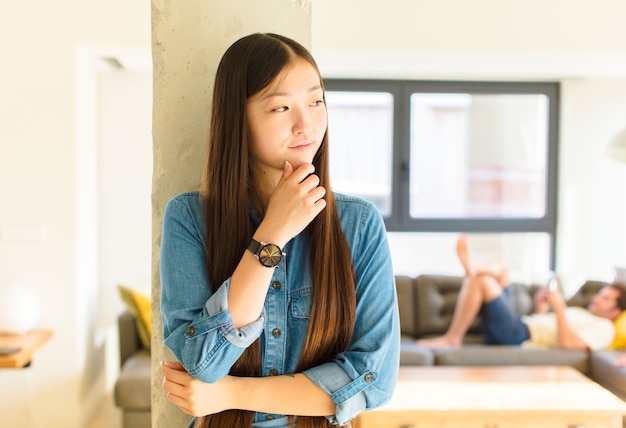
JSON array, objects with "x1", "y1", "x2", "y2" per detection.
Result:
[
  {"x1": 311, "y1": 99, "x2": 325, "y2": 107},
  {"x1": 273, "y1": 106, "x2": 289, "y2": 112}
]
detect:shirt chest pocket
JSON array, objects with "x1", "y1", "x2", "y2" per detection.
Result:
[{"x1": 290, "y1": 286, "x2": 313, "y2": 319}]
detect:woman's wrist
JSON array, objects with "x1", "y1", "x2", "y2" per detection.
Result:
[
  {"x1": 219, "y1": 373, "x2": 334, "y2": 416},
  {"x1": 220, "y1": 375, "x2": 240, "y2": 411},
  {"x1": 253, "y1": 223, "x2": 289, "y2": 249}
]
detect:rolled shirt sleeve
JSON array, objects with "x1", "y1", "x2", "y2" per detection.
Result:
[{"x1": 160, "y1": 193, "x2": 265, "y2": 383}]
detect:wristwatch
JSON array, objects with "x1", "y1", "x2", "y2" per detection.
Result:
[{"x1": 247, "y1": 238, "x2": 285, "y2": 268}]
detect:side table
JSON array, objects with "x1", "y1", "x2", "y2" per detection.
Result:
[{"x1": 0, "y1": 330, "x2": 53, "y2": 368}]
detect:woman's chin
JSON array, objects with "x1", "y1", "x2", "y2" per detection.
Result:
[{"x1": 287, "y1": 156, "x2": 315, "y2": 170}]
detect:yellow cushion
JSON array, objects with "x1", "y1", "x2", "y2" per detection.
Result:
[
  {"x1": 610, "y1": 310, "x2": 626, "y2": 350},
  {"x1": 118, "y1": 284, "x2": 152, "y2": 350}
]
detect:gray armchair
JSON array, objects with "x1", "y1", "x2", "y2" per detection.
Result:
[{"x1": 114, "y1": 311, "x2": 151, "y2": 428}]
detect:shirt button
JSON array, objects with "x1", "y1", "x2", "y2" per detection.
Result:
[
  {"x1": 269, "y1": 369, "x2": 279, "y2": 376},
  {"x1": 186, "y1": 326, "x2": 196, "y2": 335},
  {"x1": 272, "y1": 281, "x2": 281, "y2": 290},
  {"x1": 265, "y1": 415, "x2": 274, "y2": 421},
  {"x1": 364, "y1": 374, "x2": 374, "y2": 383},
  {"x1": 272, "y1": 328, "x2": 281, "y2": 337}
]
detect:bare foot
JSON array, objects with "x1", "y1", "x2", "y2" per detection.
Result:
[
  {"x1": 456, "y1": 234, "x2": 475, "y2": 277},
  {"x1": 416, "y1": 335, "x2": 462, "y2": 349}
]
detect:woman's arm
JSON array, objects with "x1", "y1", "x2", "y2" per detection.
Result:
[
  {"x1": 160, "y1": 193, "x2": 264, "y2": 382},
  {"x1": 161, "y1": 361, "x2": 335, "y2": 417},
  {"x1": 228, "y1": 161, "x2": 326, "y2": 328}
]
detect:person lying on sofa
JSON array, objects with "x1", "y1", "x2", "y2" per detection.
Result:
[{"x1": 417, "y1": 234, "x2": 626, "y2": 351}]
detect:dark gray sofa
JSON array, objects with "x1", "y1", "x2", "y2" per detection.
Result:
[
  {"x1": 397, "y1": 274, "x2": 626, "y2": 400},
  {"x1": 114, "y1": 311, "x2": 151, "y2": 428}
]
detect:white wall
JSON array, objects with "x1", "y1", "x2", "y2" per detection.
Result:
[
  {"x1": 558, "y1": 79, "x2": 626, "y2": 280},
  {"x1": 0, "y1": 2, "x2": 150, "y2": 427},
  {"x1": 96, "y1": 65, "x2": 153, "y2": 392},
  {"x1": 313, "y1": 0, "x2": 626, "y2": 53},
  {"x1": 97, "y1": 66, "x2": 153, "y2": 328}
]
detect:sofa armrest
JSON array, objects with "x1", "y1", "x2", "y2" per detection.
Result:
[
  {"x1": 119, "y1": 310, "x2": 142, "y2": 367},
  {"x1": 396, "y1": 275, "x2": 418, "y2": 337}
]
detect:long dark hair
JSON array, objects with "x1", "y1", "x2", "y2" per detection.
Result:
[{"x1": 199, "y1": 33, "x2": 356, "y2": 427}]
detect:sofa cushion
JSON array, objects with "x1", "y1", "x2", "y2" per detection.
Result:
[
  {"x1": 434, "y1": 346, "x2": 590, "y2": 374},
  {"x1": 566, "y1": 280, "x2": 606, "y2": 307},
  {"x1": 400, "y1": 339, "x2": 435, "y2": 366},
  {"x1": 590, "y1": 350, "x2": 626, "y2": 400},
  {"x1": 114, "y1": 350, "x2": 151, "y2": 409},
  {"x1": 414, "y1": 275, "x2": 474, "y2": 337}
]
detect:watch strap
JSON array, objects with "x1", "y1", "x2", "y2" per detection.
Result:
[{"x1": 247, "y1": 238, "x2": 262, "y2": 255}]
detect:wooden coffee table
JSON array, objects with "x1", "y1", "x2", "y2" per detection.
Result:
[{"x1": 354, "y1": 366, "x2": 626, "y2": 428}]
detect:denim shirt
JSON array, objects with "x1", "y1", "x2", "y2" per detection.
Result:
[{"x1": 160, "y1": 191, "x2": 400, "y2": 426}]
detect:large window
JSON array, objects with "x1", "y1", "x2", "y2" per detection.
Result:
[{"x1": 325, "y1": 80, "x2": 559, "y2": 278}]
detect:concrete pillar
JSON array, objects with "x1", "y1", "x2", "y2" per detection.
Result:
[{"x1": 151, "y1": 1, "x2": 312, "y2": 425}]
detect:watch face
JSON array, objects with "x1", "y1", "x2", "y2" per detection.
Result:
[{"x1": 259, "y1": 243, "x2": 283, "y2": 268}]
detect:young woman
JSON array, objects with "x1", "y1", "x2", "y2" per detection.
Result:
[{"x1": 159, "y1": 33, "x2": 400, "y2": 428}]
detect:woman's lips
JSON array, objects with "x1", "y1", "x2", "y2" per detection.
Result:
[{"x1": 290, "y1": 142, "x2": 314, "y2": 150}]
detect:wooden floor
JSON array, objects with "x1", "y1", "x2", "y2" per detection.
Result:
[{"x1": 86, "y1": 393, "x2": 122, "y2": 428}]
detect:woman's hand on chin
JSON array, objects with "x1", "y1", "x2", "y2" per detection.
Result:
[{"x1": 260, "y1": 160, "x2": 326, "y2": 246}]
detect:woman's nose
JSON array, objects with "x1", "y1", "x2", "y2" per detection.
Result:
[{"x1": 292, "y1": 108, "x2": 312, "y2": 134}]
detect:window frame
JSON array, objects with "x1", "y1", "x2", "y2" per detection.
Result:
[{"x1": 324, "y1": 79, "x2": 560, "y2": 267}]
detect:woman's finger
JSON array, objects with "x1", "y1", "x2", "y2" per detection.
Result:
[{"x1": 161, "y1": 361, "x2": 193, "y2": 387}]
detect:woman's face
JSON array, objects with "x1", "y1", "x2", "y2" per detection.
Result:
[{"x1": 246, "y1": 58, "x2": 327, "y2": 179}]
